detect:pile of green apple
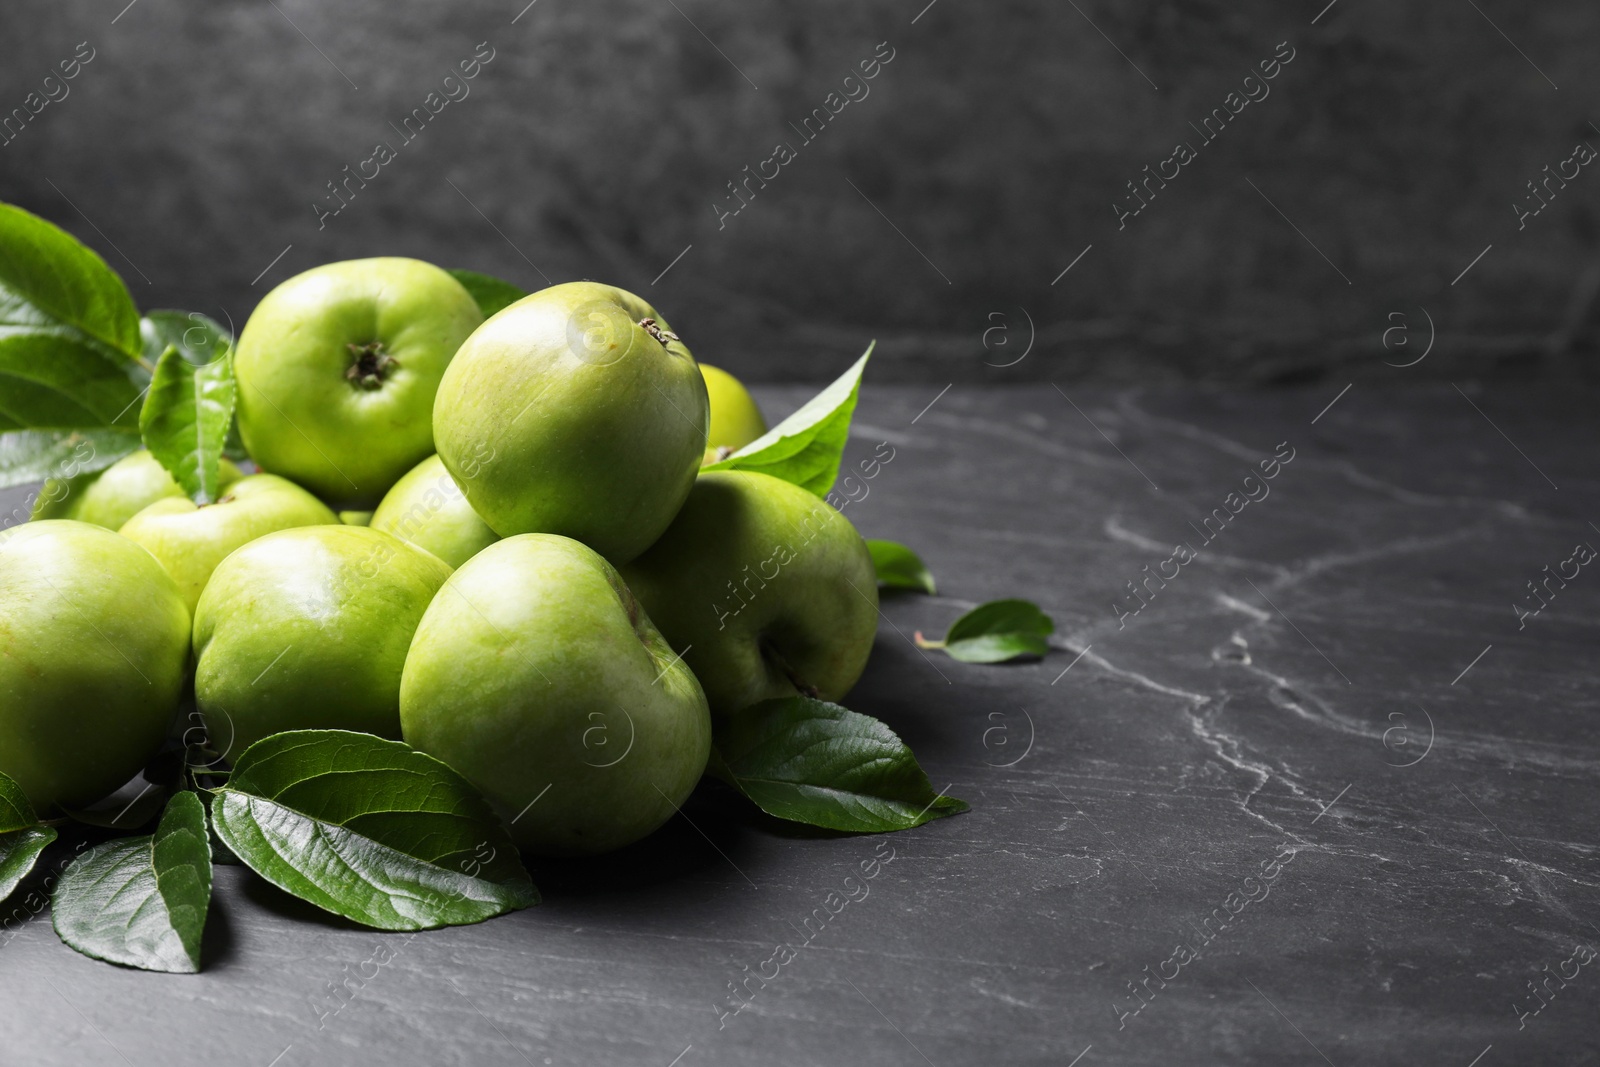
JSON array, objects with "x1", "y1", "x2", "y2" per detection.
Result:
[
  {"x1": 3, "y1": 257, "x2": 912, "y2": 861},
  {"x1": 0, "y1": 199, "x2": 1066, "y2": 972}
]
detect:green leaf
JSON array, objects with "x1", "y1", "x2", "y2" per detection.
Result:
[
  {"x1": 139, "y1": 344, "x2": 237, "y2": 504},
  {"x1": 0, "y1": 767, "x2": 39, "y2": 833},
  {"x1": 714, "y1": 697, "x2": 968, "y2": 833},
  {"x1": 867, "y1": 539, "x2": 936, "y2": 594},
  {"x1": 448, "y1": 269, "x2": 527, "y2": 319},
  {"x1": 919, "y1": 599, "x2": 1054, "y2": 663},
  {"x1": 0, "y1": 827, "x2": 57, "y2": 905},
  {"x1": 0, "y1": 202, "x2": 149, "y2": 431},
  {"x1": 0, "y1": 770, "x2": 53, "y2": 905},
  {"x1": 139, "y1": 312, "x2": 251, "y2": 463},
  {"x1": 703, "y1": 343, "x2": 873, "y2": 496},
  {"x1": 211, "y1": 730, "x2": 538, "y2": 931},
  {"x1": 0, "y1": 203, "x2": 142, "y2": 358},
  {"x1": 0, "y1": 427, "x2": 142, "y2": 491},
  {"x1": 140, "y1": 310, "x2": 233, "y2": 367},
  {"x1": 51, "y1": 791, "x2": 212, "y2": 973}
]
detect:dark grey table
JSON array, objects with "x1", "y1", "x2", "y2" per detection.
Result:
[{"x1": 2, "y1": 384, "x2": 1597, "y2": 1066}]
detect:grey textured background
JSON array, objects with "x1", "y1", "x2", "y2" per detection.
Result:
[{"x1": 1, "y1": 1, "x2": 1598, "y2": 382}]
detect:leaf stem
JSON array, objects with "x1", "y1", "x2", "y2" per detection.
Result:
[{"x1": 911, "y1": 631, "x2": 946, "y2": 650}]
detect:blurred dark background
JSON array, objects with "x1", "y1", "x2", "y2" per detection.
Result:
[{"x1": 0, "y1": 0, "x2": 1597, "y2": 384}]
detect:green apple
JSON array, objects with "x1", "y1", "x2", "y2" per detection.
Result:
[
  {"x1": 32, "y1": 449, "x2": 243, "y2": 529},
  {"x1": 0, "y1": 521, "x2": 190, "y2": 810},
  {"x1": 400, "y1": 534, "x2": 711, "y2": 856},
  {"x1": 700, "y1": 362, "x2": 767, "y2": 464},
  {"x1": 234, "y1": 258, "x2": 482, "y2": 508},
  {"x1": 193, "y1": 525, "x2": 452, "y2": 760},
  {"x1": 118, "y1": 474, "x2": 339, "y2": 613},
  {"x1": 621, "y1": 470, "x2": 878, "y2": 717},
  {"x1": 370, "y1": 454, "x2": 499, "y2": 568},
  {"x1": 432, "y1": 281, "x2": 708, "y2": 564},
  {"x1": 339, "y1": 510, "x2": 373, "y2": 526}
]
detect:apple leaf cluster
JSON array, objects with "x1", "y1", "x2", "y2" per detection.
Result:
[
  {"x1": 2, "y1": 730, "x2": 540, "y2": 973},
  {"x1": 0, "y1": 202, "x2": 243, "y2": 499}
]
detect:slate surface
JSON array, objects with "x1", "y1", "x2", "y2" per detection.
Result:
[{"x1": 1, "y1": 384, "x2": 1597, "y2": 1066}]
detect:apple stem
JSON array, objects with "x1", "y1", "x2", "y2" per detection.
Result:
[
  {"x1": 637, "y1": 318, "x2": 680, "y2": 348},
  {"x1": 912, "y1": 631, "x2": 947, "y2": 650},
  {"x1": 346, "y1": 341, "x2": 399, "y2": 390}
]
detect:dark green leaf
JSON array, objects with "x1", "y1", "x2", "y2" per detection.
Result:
[
  {"x1": 0, "y1": 827, "x2": 57, "y2": 904},
  {"x1": 867, "y1": 539, "x2": 936, "y2": 594},
  {"x1": 52, "y1": 791, "x2": 212, "y2": 973},
  {"x1": 0, "y1": 333, "x2": 147, "y2": 430},
  {"x1": 0, "y1": 427, "x2": 141, "y2": 490},
  {"x1": 703, "y1": 343, "x2": 872, "y2": 496},
  {"x1": 0, "y1": 203, "x2": 143, "y2": 357},
  {"x1": 0, "y1": 202, "x2": 149, "y2": 431},
  {"x1": 139, "y1": 344, "x2": 237, "y2": 503},
  {"x1": 0, "y1": 770, "x2": 52, "y2": 904},
  {"x1": 0, "y1": 767, "x2": 39, "y2": 833},
  {"x1": 448, "y1": 269, "x2": 526, "y2": 319},
  {"x1": 140, "y1": 310, "x2": 233, "y2": 367},
  {"x1": 212, "y1": 730, "x2": 538, "y2": 931},
  {"x1": 142, "y1": 312, "x2": 243, "y2": 465},
  {"x1": 714, "y1": 697, "x2": 967, "y2": 833},
  {"x1": 922, "y1": 599, "x2": 1054, "y2": 663}
]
